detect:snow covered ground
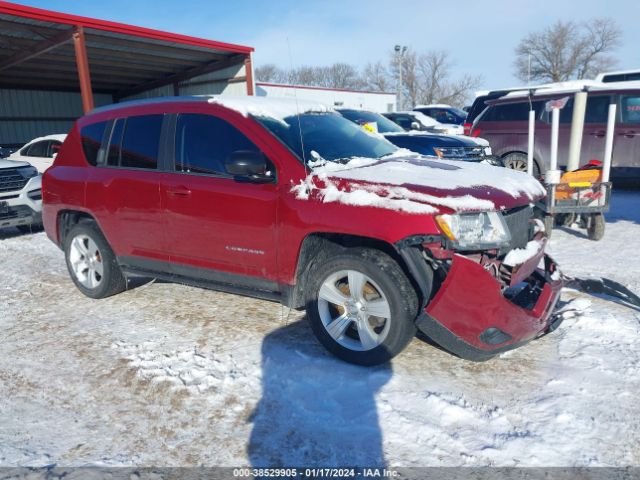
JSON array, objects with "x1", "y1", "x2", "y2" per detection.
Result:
[{"x1": 0, "y1": 191, "x2": 638, "y2": 468}]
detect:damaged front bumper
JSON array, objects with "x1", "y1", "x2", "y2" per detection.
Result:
[{"x1": 400, "y1": 237, "x2": 563, "y2": 361}]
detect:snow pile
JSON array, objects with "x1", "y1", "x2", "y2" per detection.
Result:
[
  {"x1": 503, "y1": 240, "x2": 543, "y2": 266},
  {"x1": 208, "y1": 96, "x2": 332, "y2": 122},
  {"x1": 113, "y1": 341, "x2": 232, "y2": 394}
]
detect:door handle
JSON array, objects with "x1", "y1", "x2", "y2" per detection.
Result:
[
  {"x1": 619, "y1": 131, "x2": 637, "y2": 138},
  {"x1": 166, "y1": 186, "x2": 192, "y2": 197},
  {"x1": 591, "y1": 131, "x2": 606, "y2": 138}
]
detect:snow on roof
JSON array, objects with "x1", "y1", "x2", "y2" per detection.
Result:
[
  {"x1": 23, "y1": 134, "x2": 67, "y2": 145},
  {"x1": 500, "y1": 79, "x2": 640, "y2": 101},
  {"x1": 208, "y1": 96, "x2": 333, "y2": 121},
  {"x1": 395, "y1": 111, "x2": 439, "y2": 127},
  {"x1": 595, "y1": 68, "x2": 640, "y2": 80},
  {"x1": 415, "y1": 104, "x2": 453, "y2": 108}
]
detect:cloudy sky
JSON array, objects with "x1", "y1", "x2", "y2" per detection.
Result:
[{"x1": 18, "y1": 0, "x2": 640, "y2": 91}]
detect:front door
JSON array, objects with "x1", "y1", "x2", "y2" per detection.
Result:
[{"x1": 162, "y1": 112, "x2": 279, "y2": 286}]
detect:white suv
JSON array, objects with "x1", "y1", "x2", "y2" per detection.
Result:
[
  {"x1": 0, "y1": 159, "x2": 42, "y2": 232},
  {"x1": 7, "y1": 134, "x2": 66, "y2": 173}
]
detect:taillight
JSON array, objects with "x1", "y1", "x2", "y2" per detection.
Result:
[
  {"x1": 463, "y1": 122, "x2": 471, "y2": 136},
  {"x1": 470, "y1": 128, "x2": 481, "y2": 137}
]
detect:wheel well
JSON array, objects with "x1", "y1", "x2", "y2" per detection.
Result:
[
  {"x1": 57, "y1": 210, "x2": 96, "y2": 246},
  {"x1": 286, "y1": 233, "x2": 421, "y2": 309}
]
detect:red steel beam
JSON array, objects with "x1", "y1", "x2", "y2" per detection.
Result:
[
  {"x1": 245, "y1": 54, "x2": 254, "y2": 96},
  {"x1": 0, "y1": 1, "x2": 254, "y2": 54},
  {"x1": 72, "y1": 25, "x2": 94, "y2": 113}
]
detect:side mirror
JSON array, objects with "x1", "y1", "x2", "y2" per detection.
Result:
[
  {"x1": 410, "y1": 121, "x2": 421, "y2": 130},
  {"x1": 225, "y1": 150, "x2": 272, "y2": 182}
]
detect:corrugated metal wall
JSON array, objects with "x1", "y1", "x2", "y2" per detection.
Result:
[
  {"x1": 0, "y1": 89, "x2": 112, "y2": 145},
  {"x1": 120, "y1": 63, "x2": 247, "y2": 101},
  {"x1": 0, "y1": 63, "x2": 248, "y2": 146}
]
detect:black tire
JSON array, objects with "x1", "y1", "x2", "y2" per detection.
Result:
[
  {"x1": 503, "y1": 152, "x2": 540, "y2": 177},
  {"x1": 587, "y1": 213, "x2": 605, "y2": 241},
  {"x1": 544, "y1": 215, "x2": 554, "y2": 238},
  {"x1": 64, "y1": 221, "x2": 126, "y2": 299},
  {"x1": 305, "y1": 248, "x2": 420, "y2": 366}
]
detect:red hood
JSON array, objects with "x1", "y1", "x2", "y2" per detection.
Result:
[{"x1": 311, "y1": 156, "x2": 546, "y2": 214}]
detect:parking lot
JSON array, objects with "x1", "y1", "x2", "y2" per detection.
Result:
[{"x1": 1, "y1": 191, "x2": 638, "y2": 467}]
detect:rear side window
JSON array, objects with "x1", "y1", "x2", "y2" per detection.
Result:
[
  {"x1": 106, "y1": 115, "x2": 163, "y2": 169},
  {"x1": 174, "y1": 113, "x2": 262, "y2": 176},
  {"x1": 390, "y1": 115, "x2": 413, "y2": 130},
  {"x1": 24, "y1": 140, "x2": 49, "y2": 157},
  {"x1": 584, "y1": 96, "x2": 611, "y2": 124},
  {"x1": 621, "y1": 95, "x2": 640, "y2": 124},
  {"x1": 121, "y1": 115, "x2": 163, "y2": 169},
  {"x1": 80, "y1": 122, "x2": 107, "y2": 165},
  {"x1": 483, "y1": 102, "x2": 534, "y2": 122}
]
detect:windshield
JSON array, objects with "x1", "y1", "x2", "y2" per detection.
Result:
[
  {"x1": 337, "y1": 109, "x2": 406, "y2": 134},
  {"x1": 450, "y1": 108, "x2": 468, "y2": 120},
  {"x1": 255, "y1": 112, "x2": 398, "y2": 164}
]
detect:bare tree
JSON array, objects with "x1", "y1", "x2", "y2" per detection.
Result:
[
  {"x1": 326, "y1": 63, "x2": 364, "y2": 89},
  {"x1": 362, "y1": 61, "x2": 391, "y2": 92},
  {"x1": 514, "y1": 18, "x2": 622, "y2": 83},
  {"x1": 255, "y1": 64, "x2": 282, "y2": 83},
  {"x1": 389, "y1": 49, "x2": 481, "y2": 108},
  {"x1": 256, "y1": 50, "x2": 480, "y2": 108}
]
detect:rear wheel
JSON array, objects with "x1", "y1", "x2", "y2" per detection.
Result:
[
  {"x1": 306, "y1": 248, "x2": 419, "y2": 366},
  {"x1": 64, "y1": 222, "x2": 126, "y2": 298},
  {"x1": 587, "y1": 213, "x2": 605, "y2": 241},
  {"x1": 503, "y1": 152, "x2": 540, "y2": 177}
]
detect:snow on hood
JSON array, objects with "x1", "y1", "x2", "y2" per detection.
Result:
[
  {"x1": 292, "y1": 155, "x2": 546, "y2": 214},
  {"x1": 0, "y1": 158, "x2": 29, "y2": 169},
  {"x1": 208, "y1": 96, "x2": 332, "y2": 123}
]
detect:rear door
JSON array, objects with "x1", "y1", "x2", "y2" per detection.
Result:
[
  {"x1": 162, "y1": 111, "x2": 279, "y2": 286},
  {"x1": 615, "y1": 93, "x2": 640, "y2": 172},
  {"x1": 84, "y1": 114, "x2": 169, "y2": 264},
  {"x1": 580, "y1": 94, "x2": 612, "y2": 165}
]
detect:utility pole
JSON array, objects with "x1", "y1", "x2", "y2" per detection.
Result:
[{"x1": 394, "y1": 44, "x2": 407, "y2": 110}]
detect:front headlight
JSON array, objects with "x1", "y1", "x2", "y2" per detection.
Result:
[
  {"x1": 484, "y1": 146, "x2": 492, "y2": 156},
  {"x1": 18, "y1": 166, "x2": 38, "y2": 179},
  {"x1": 435, "y1": 212, "x2": 511, "y2": 250}
]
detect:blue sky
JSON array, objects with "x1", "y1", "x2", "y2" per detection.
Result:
[{"x1": 17, "y1": 0, "x2": 640, "y2": 90}]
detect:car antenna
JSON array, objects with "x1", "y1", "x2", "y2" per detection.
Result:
[{"x1": 286, "y1": 37, "x2": 310, "y2": 180}]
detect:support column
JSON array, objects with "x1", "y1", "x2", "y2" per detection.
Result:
[
  {"x1": 73, "y1": 26, "x2": 94, "y2": 113},
  {"x1": 245, "y1": 54, "x2": 254, "y2": 96}
]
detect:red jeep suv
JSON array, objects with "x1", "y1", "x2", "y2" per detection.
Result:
[{"x1": 42, "y1": 96, "x2": 563, "y2": 365}]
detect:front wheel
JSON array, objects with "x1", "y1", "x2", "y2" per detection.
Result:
[{"x1": 306, "y1": 248, "x2": 420, "y2": 366}]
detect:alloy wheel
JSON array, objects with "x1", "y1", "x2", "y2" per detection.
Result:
[
  {"x1": 317, "y1": 269, "x2": 392, "y2": 351},
  {"x1": 68, "y1": 234, "x2": 104, "y2": 289}
]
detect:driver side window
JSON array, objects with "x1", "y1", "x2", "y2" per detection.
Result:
[{"x1": 174, "y1": 113, "x2": 273, "y2": 177}]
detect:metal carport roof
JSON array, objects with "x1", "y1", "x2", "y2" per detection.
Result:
[{"x1": 0, "y1": 1, "x2": 255, "y2": 112}]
